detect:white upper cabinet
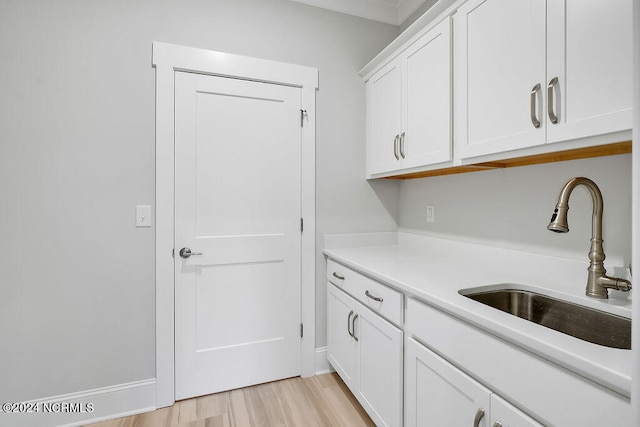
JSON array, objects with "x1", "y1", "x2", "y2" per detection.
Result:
[
  {"x1": 401, "y1": 18, "x2": 452, "y2": 170},
  {"x1": 455, "y1": 0, "x2": 632, "y2": 160},
  {"x1": 454, "y1": 0, "x2": 546, "y2": 159},
  {"x1": 367, "y1": 58, "x2": 403, "y2": 175},
  {"x1": 366, "y1": 17, "x2": 452, "y2": 177},
  {"x1": 545, "y1": 0, "x2": 633, "y2": 144}
]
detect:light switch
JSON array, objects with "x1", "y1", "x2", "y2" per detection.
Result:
[{"x1": 136, "y1": 205, "x2": 152, "y2": 227}]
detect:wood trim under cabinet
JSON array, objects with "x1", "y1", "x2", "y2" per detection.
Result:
[{"x1": 383, "y1": 141, "x2": 632, "y2": 180}]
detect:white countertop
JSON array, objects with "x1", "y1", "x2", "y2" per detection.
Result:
[{"x1": 323, "y1": 232, "x2": 632, "y2": 397}]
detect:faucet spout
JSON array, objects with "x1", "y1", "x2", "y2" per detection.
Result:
[{"x1": 547, "y1": 177, "x2": 631, "y2": 299}]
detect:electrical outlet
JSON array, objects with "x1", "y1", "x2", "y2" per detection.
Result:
[{"x1": 426, "y1": 205, "x2": 435, "y2": 223}]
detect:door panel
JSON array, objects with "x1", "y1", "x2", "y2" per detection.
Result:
[
  {"x1": 356, "y1": 304, "x2": 403, "y2": 427},
  {"x1": 546, "y1": 0, "x2": 632, "y2": 143},
  {"x1": 327, "y1": 284, "x2": 357, "y2": 388},
  {"x1": 405, "y1": 337, "x2": 491, "y2": 427},
  {"x1": 455, "y1": 0, "x2": 546, "y2": 159},
  {"x1": 402, "y1": 17, "x2": 452, "y2": 168},
  {"x1": 174, "y1": 71, "x2": 302, "y2": 400},
  {"x1": 368, "y1": 59, "x2": 402, "y2": 175}
]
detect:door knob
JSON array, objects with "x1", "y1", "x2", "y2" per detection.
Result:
[{"x1": 179, "y1": 247, "x2": 203, "y2": 259}]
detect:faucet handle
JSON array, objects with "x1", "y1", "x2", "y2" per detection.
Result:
[{"x1": 597, "y1": 276, "x2": 632, "y2": 292}]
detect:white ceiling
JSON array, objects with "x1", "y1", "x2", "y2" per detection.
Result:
[{"x1": 290, "y1": 0, "x2": 429, "y2": 26}]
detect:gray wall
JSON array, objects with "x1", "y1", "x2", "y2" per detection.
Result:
[
  {"x1": 399, "y1": 154, "x2": 632, "y2": 267},
  {"x1": 0, "y1": 0, "x2": 398, "y2": 401}
]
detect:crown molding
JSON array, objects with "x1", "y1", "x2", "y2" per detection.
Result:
[{"x1": 291, "y1": 0, "x2": 428, "y2": 25}]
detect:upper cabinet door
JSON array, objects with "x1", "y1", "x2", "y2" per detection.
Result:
[
  {"x1": 454, "y1": 0, "x2": 546, "y2": 159},
  {"x1": 367, "y1": 58, "x2": 402, "y2": 176},
  {"x1": 401, "y1": 17, "x2": 452, "y2": 169},
  {"x1": 545, "y1": 0, "x2": 633, "y2": 144}
]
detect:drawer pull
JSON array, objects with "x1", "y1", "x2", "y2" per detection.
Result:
[
  {"x1": 352, "y1": 314, "x2": 359, "y2": 341},
  {"x1": 332, "y1": 272, "x2": 345, "y2": 280},
  {"x1": 347, "y1": 310, "x2": 354, "y2": 337},
  {"x1": 365, "y1": 290, "x2": 383, "y2": 302},
  {"x1": 473, "y1": 408, "x2": 485, "y2": 427},
  {"x1": 530, "y1": 83, "x2": 541, "y2": 128},
  {"x1": 393, "y1": 134, "x2": 400, "y2": 160},
  {"x1": 547, "y1": 77, "x2": 559, "y2": 124}
]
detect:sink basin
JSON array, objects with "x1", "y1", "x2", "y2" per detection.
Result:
[{"x1": 461, "y1": 288, "x2": 631, "y2": 350}]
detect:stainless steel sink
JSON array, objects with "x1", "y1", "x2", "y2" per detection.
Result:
[{"x1": 461, "y1": 289, "x2": 631, "y2": 350}]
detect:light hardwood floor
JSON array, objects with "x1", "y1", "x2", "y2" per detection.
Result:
[{"x1": 86, "y1": 373, "x2": 374, "y2": 427}]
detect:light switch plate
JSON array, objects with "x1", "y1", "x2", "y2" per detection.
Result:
[{"x1": 136, "y1": 205, "x2": 152, "y2": 227}]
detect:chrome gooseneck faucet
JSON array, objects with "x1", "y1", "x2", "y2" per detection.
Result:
[{"x1": 548, "y1": 177, "x2": 632, "y2": 299}]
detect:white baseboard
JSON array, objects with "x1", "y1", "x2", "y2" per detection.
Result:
[
  {"x1": 0, "y1": 379, "x2": 156, "y2": 427},
  {"x1": 314, "y1": 346, "x2": 335, "y2": 375}
]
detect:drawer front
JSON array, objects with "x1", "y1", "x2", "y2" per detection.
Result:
[{"x1": 327, "y1": 259, "x2": 403, "y2": 326}]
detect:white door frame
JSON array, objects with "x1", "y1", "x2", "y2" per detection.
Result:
[{"x1": 152, "y1": 41, "x2": 318, "y2": 408}]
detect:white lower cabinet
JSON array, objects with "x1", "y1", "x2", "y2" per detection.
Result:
[
  {"x1": 405, "y1": 337, "x2": 541, "y2": 427},
  {"x1": 326, "y1": 260, "x2": 631, "y2": 426},
  {"x1": 405, "y1": 297, "x2": 631, "y2": 426},
  {"x1": 490, "y1": 395, "x2": 543, "y2": 427},
  {"x1": 327, "y1": 283, "x2": 403, "y2": 427},
  {"x1": 327, "y1": 281, "x2": 357, "y2": 386},
  {"x1": 405, "y1": 337, "x2": 491, "y2": 426}
]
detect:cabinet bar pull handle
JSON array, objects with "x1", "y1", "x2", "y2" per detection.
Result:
[
  {"x1": 352, "y1": 314, "x2": 359, "y2": 341},
  {"x1": 393, "y1": 134, "x2": 400, "y2": 160},
  {"x1": 347, "y1": 310, "x2": 354, "y2": 337},
  {"x1": 530, "y1": 83, "x2": 541, "y2": 128},
  {"x1": 547, "y1": 77, "x2": 559, "y2": 124},
  {"x1": 473, "y1": 409, "x2": 485, "y2": 427},
  {"x1": 399, "y1": 132, "x2": 406, "y2": 159},
  {"x1": 332, "y1": 272, "x2": 345, "y2": 280},
  {"x1": 365, "y1": 290, "x2": 383, "y2": 302}
]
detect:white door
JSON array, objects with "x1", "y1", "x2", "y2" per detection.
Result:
[
  {"x1": 404, "y1": 337, "x2": 492, "y2": 427},
  {"x1": 355, "y1": 302, "x2": 403, "y2": 427},
  {"x1": 327, "y1": 283, "x2": 357, "y2": 388},
  {"x1": 367, "y1": 58, "x2": 402, "y2": 176},
  {"x1": 454, "y1": 0, "x2": 546, "y2": 159},
  {"x1": 545, "y1": 0, "x2": 633, "y2": 144},
  {"x1": 402, "y1": 17, "x2": 452, "y2": 169},
  {"x1": 174, "y1": 71, "x2": 302, "y2": 400}
]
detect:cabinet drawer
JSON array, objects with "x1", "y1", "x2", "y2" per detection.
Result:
[{"x1": 327, "y1": 259, "x2": 403, "y2": 326}]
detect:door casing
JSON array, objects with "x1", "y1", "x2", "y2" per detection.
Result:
[{"x1": 152, "y1": 42, "x2": 318, "y2": 408}]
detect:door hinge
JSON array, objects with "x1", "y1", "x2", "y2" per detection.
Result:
[
  {"x1": 300, "y1": 218, "x2": 304, "y2": 233},
  {"x1": 300, "y1": 323, "x2": 304, "y2": 338},
  {"x1": 300, "y1": 109, "x2": 307, "y2": 127}
]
